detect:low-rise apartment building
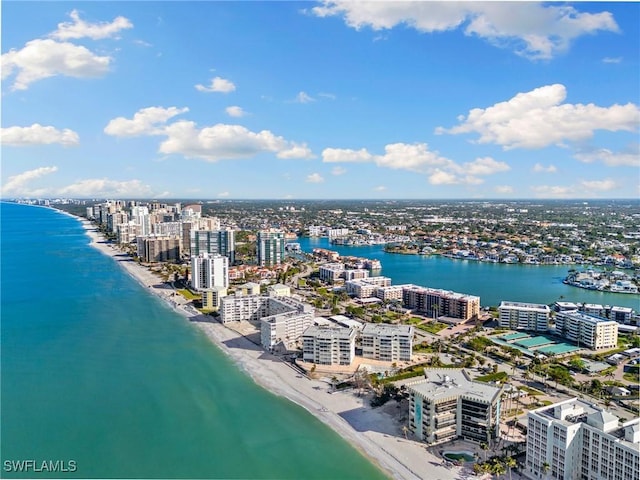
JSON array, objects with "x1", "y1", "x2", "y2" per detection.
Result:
[
  {"x1": 554, "y1": 311, "x2": 618, "y2": 350},
  {"x1": 360, "y1": 324, "x2": 413, "y2": 362},
  {"x1": 302, "y1": 325, "x2": 357, "y2": 366},
  {"x1": 499, "y1": 301, "x2": 550, "y2": 332},
  {"x1": 402, "y1": 285, "x2": 480, "y2": 321}
]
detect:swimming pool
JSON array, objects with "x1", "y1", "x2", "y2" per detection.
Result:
[{"x1": 442, "y1": 451, "x2": 476, "y2": 463}]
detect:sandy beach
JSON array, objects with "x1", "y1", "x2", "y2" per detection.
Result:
[{"x1": 76, "y1": 216, "x2": 488, "y2": 480}]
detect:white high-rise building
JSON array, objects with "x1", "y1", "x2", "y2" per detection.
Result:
[
  {"x1": 525, "y1": 398, "x2": 639, "y2": 480},
  {"x1": 499, "y1": 301, "x2": 550, "y2": 332},
  {"x1": 190, "y1": 253, "x2": 229, "y2": 291},
  {"x1": 131, "y1": 206, "x2": 151, "y2": 236}
]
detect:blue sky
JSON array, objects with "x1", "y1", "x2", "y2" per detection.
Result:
[{"x1": 2, "y1": 1, "x2": 639, "y2": 199}]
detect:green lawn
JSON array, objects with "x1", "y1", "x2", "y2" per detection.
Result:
[
  {"x1": 474, "y1": 371, "x2": 508, "y2": 383},
  {"x1": 519, "y1": 386, "x2": 544, "y2": 396},
  {"x1": 623, "y1": 372, "x2": 640, "y2": 384},
  {"x1": 177, "y1": 289, "x2": 201, "y2": 300},
  {"x1": 416, "y1": 322, "x2": 448, "y2": 334}
]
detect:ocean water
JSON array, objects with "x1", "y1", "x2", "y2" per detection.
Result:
[
  {"x1": 297, "y1": 237, "x2": 640, "y2": 310},
  {"x1": 0, "y1": 202, "x2": 388, "y2": 479}
]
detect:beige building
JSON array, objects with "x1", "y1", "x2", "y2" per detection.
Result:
[
  {"x1": 407, "y1": 369, "x2": 502, "y2": 445},
  {"x1": 201, "y1": 286, "x2": 227, "y2": 312},
  {"x1": 136, "y1": 235, "x2": 181, "y2": 263},
  {"x1": 402, "y1": 285, "x2": 480, "y2": 321}
]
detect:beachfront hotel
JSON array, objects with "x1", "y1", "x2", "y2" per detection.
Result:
[
  {"x1": 402, "y1": 285, "x2": 480, "y2": 321},
  {"x1": 406, "y1": 369, "x2": 502, "y2": 445},
  {"x1": 554, "y1": 311, "x2": 618, "y2": 350},
  {"x1": 360, "y1": 324, "x2": 414, "y2": 362},
  {"x1": 190, "y1": 253, "x2": 229, "y2": 291},
  {"x1": 524, "y1": 398, "x2": 639, "y2": 480},
  {"x1": 257, "y1": 229, "x2": 286, "y2": 266},
  {"x1": 302, "y1": 325, "x2": 357, "y2": 365},
  {"x1": 499, "y1": 301, "x2": 551, "y2": 332}
]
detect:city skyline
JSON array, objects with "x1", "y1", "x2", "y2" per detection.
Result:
[{"x1": 2, "y1": 1, "x2": 639, "y2": 200}]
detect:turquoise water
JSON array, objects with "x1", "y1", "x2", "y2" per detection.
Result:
[
  {"x1": 297, "y1": 237, "x2": 639, "y2": 310},
  {"x1": 442, "y1": 451, "x2": 475, "y2": 463},
  {"x1": 0, "y1": 203, "x2": 387, "y2": 479}
]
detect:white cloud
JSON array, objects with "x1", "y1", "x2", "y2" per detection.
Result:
[
  {"x1": 51, "y1": 9, "x2": 133, "y2": 40},
  {"x1": 574, "y1": 147, "x2": 640, "y2": 167},
  {"x1": 195, "y1": 76, "x2": 236, "y2": 93},
  {"x1": 462, "y1": 157, "x2": 510, "y2": 176},
  {"x1": 533, "y1": 163, "x2": 558, "y2": 173},
  {"x1": 318, "y1": 92, "x2": 336, "y2": 100},
  {"x1": 1, "y1": 124, "x2": 79, "y2": 147},
  {"x1": 104, "y1": 106, "x2": 189, "y2": 137},
  {"x1": 331, "y1": 166, "x2": 347, "y2": 175},
  {"x1": 217, "y1": 191, "x2": 230, "y2": 197},
  {"x1": 373, "y1": 185, "x2": 387, "y2": 191},
  {"x1": 277, "y1": 143, "x2": 315, "y2": 160},
  {"x1": 57, "y1": 179, "x2": 153, "y2": 197},
  {"x1": 602, "y1": 57, "x2": 622, "y2": 64},
  {"x1": 312, "y1": 2, "x2": 619, "y2": 60},
  {"x1": 322, "y1": 147, "x2": 374, "y2": 163},
  {"x1": 306, "y1": 173, "x2": 324, "y2": 183},
  {"x1": 158, "y1": 121, "x2": 314, "y2": 162},
  {"x1": 581, "y1": 179, "x2": 617, "y2": 191},
  {"x1": 1, "y1": 39, "x2": 111, "y2": 90},
  {"x1": 225, "y1": 106, "x2": 246, "y2": 117},
  {"x1": 323, "y1": 143, "x2": 506, "y2": 185},
  {"x1": 1, "y1": 166, "x2": 58, "y2": 196},
  {"x1": 495, "y1": 185, "x2": 514, "y2": 194},
  {"x1": 531, "y1": 178, "x2": 617, "y2": 198},
  {"x1": 437, "y1": 84, "x2": 639, "y2": 150},
  {"x1": 295, "y1": 91, "x2": 315, "y2": 103},
  {"x1": 530, "y1": 185, "x2": 574, "y2": 198},
  {"x1": 106, "y1": 107, "x2": 314, "y2": 162},
  {"x1": 375, "y1": 143, "x2": 454, "y2": 172}
]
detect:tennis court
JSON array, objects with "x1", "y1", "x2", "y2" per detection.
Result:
[
  {"x1": 500, "y1": 332, "x2": 530, "y2": 341},
  {"x1": 536, "y1": 343, "x2": 581, "y2": 355},
  {"x1": 514, "y1": 336, "x2": 555, "y2": 348}
]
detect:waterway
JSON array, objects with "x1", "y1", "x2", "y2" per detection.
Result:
[{"x1": 296, "y1": 237, "x2": 639, "y2": 310}]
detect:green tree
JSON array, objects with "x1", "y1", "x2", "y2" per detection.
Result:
[
  {"x1": 505, "y1": 456, "x2": 516, "y2": 480},
  {"x1": 541, "y1": 461, "x2": 550, "y2": 480},
  {"x1": 491, "y1": 459, "x2": 506, "y2": 479}
]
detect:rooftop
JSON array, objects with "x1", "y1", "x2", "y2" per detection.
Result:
[{"x1": 406, "y1": 368, "x2": 502, "y2": 403}]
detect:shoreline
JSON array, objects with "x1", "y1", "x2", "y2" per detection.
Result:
[{"x1": 69, "y1": 212, "x2": 487, "y2": 480}]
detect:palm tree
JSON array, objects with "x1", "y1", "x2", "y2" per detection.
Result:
[
  {"x1": 491, "y1": 459, "x2": 506, "y2": 479},
  {"x1": 480, "y1": 441, "x2": 489, "y2": 462},
  {"x1": 505, "y1": 456, "x2": 516, "y2": 480},
  {"x1": 541, "y1": 461, "x2": 550, "y2": 480}
]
